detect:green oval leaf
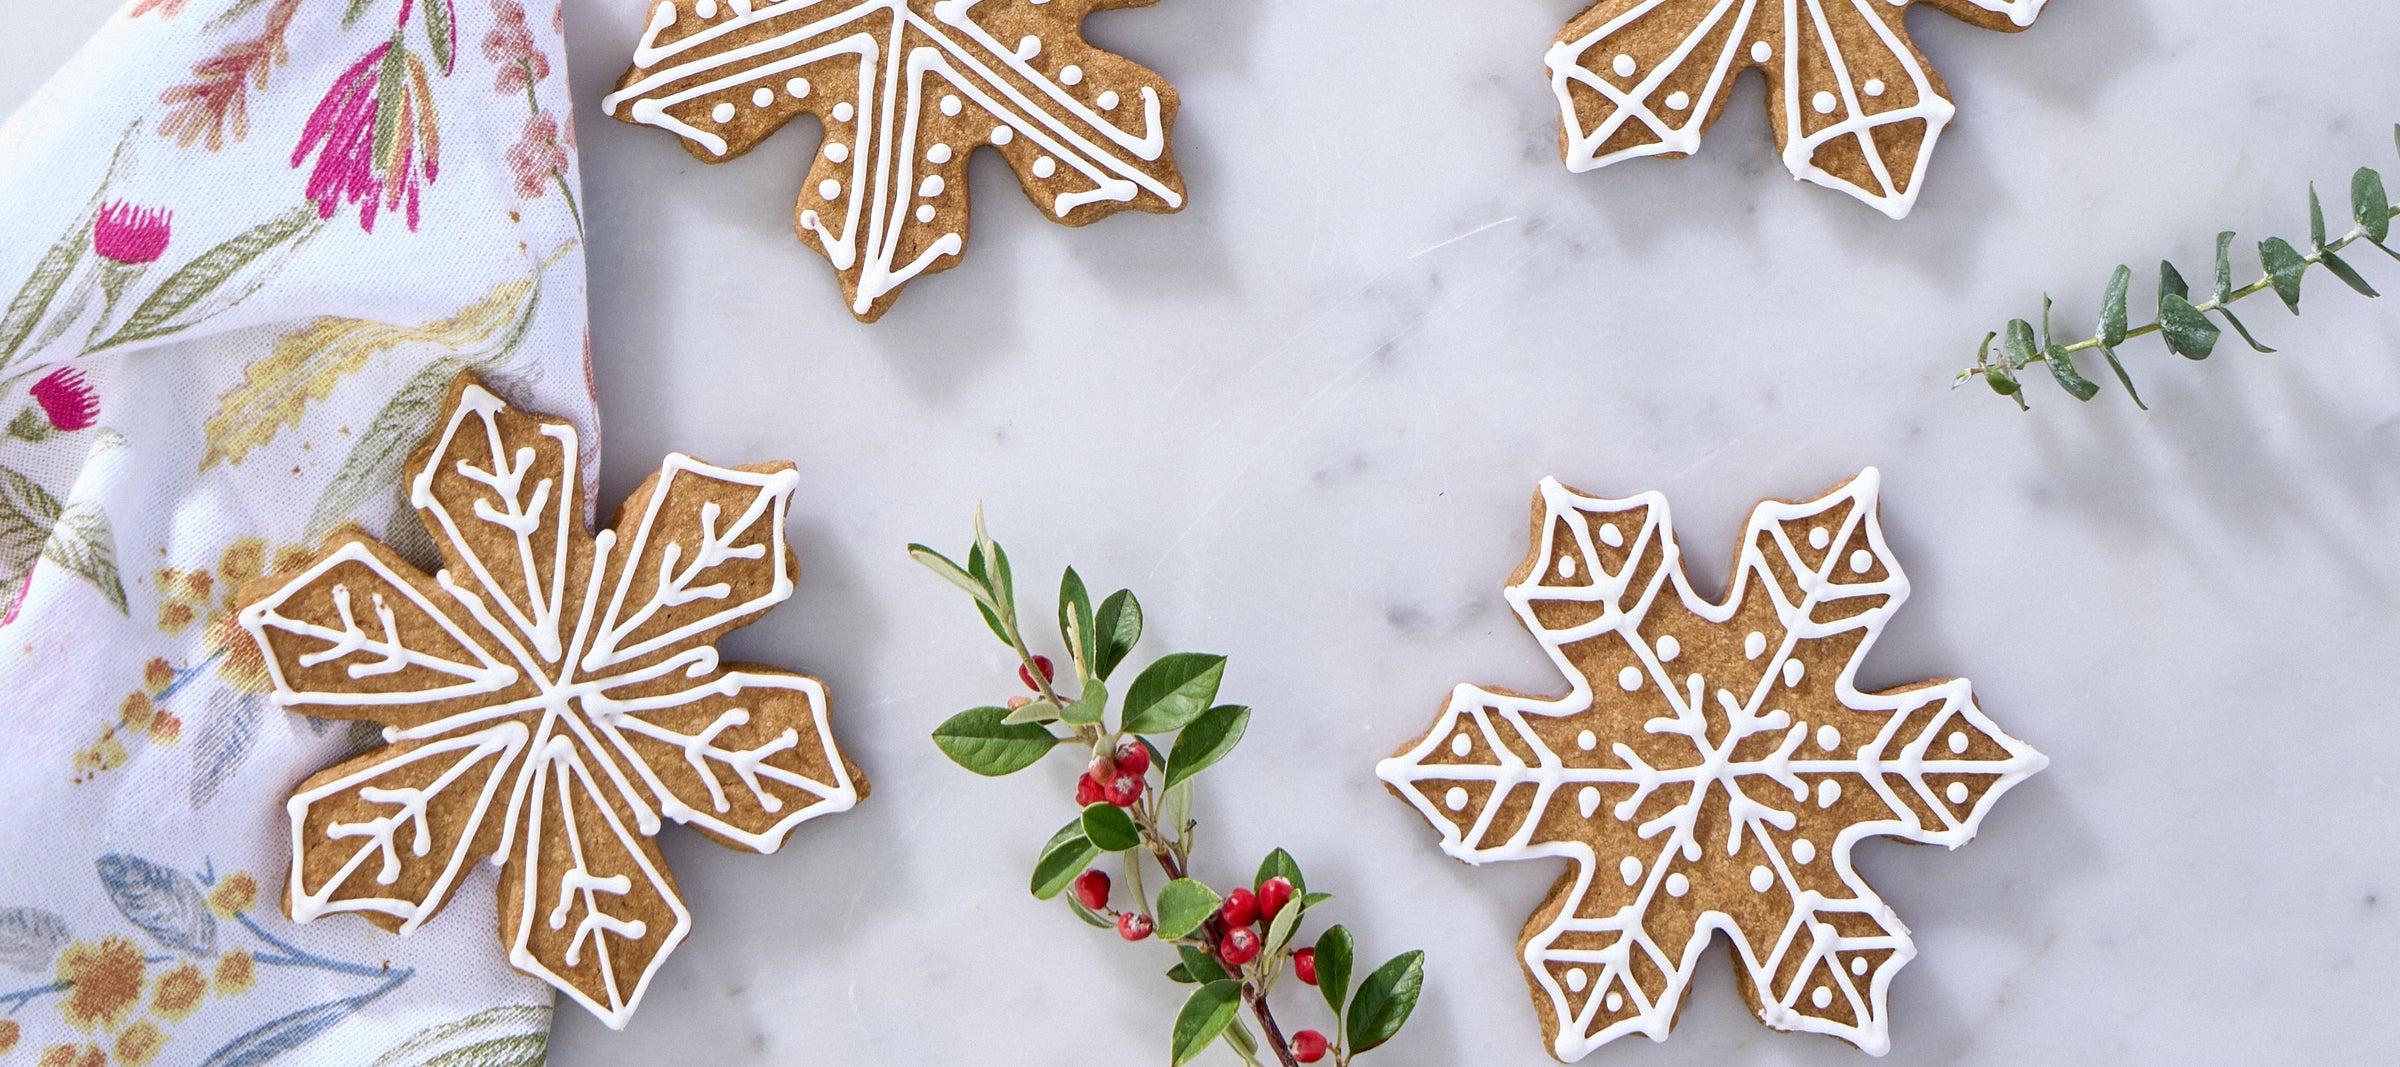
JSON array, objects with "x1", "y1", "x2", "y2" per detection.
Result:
[
  {"x1": 2356, "y1": 167, "x2": 2392, "y2": 243},
  {"x1": 1345, "y1": 950, "x2": 1426, "y2": 1055},
  {"x1": 930, "y1": 707, "x2": 1057, "y2": 776},
  {"x1": 2098, "y1": 264, "x2": 2132, "y2": 347},
  {"x1": 1155, "y1": 878, "x2": 1223, "y2": 940},
  {"x1": 1178, "y1": 943, "x2": 1229, "y2": 985},
  {"x1": 2158, "y1": 260, "x2": 2190, "y2": 300},
  {"x1": 1058, "y1": 567, "x2": 1094, "y2": 670},
  {"x1": 2259, "y1": 237, "x2": 2308, "y2": 313},
  {"x1": 1264, "y1": 893, "x2": 1303, "y2": 956},
  {"x1": 1080, "y1": 803, "x2": 1141, "y2": 852},
  {"x1": 1059, "y1": 679, "x2": 1107, "y2": 726},
  {"x1": 2212, "y1": 231, "x2": 2237, "y2": 303},
  {"x1": 2000, "y1": 319, "x2": 2037, "y2": 370},
  {"x1": 1254, "y1": 848, "x2": 1305, "y2": 897},
  {"x1": 1092, "y1": 589, "x2": 1143, "y2": 680},
  {"x1": 2157, "y1": 293, "x2": 2220, "y2": 360},
  {"x1": 1030, "y1": 823, "x2": 1100, "y2": 900},
  {"x1": 1163, "y1": 704, "x2": 1249, "y2": 789},
  {"x1": 1314, "y1": 925, "x2": 1355, "y2": 1018},
  {"x1": 1121, "y1": 653, "x2": 1226, "y2": 734},
  {"x1": 1171, "y1": 981, "x2": 1244, "y2": 1066},
  {"x1": 2042, "y1": 345, "x2": 2099, "y2": 402}
]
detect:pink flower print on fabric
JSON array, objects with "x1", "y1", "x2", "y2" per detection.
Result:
[
  {"x1": 31, "y1": 367, "x2": 100, "y2": 432},
  {"x1": 92, "y1": 203, "x2": 173, "y2": 265},
  {"x1": 505, "y1": 113, "x2": 566, "y2": 200},
  {"x1": 485, "y1": 0, "x2": 551, "y2": 97},
  {"x1": 294, "y1": 42, "x2": 443, "y2": 233}
]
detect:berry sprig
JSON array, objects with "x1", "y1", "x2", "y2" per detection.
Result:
[
  {"x1": 914, "y1": 511, "x2": 1425, "y2": 1067},
  {"x1": 1963, "y1": 124, "x2": 2400, "y2": 408}
]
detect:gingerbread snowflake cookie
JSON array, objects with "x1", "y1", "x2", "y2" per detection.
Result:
[
  {"x1": 604, "y1": 0, "x2": 1186, "y2": 322},
  {"x1": 1547, "y1": 0, "x2": 2047, "y2": 218},
  {"x1": 1378, "y1": 470, "x2": 2044, "y2": 1057},
  {"x1": 236, "y1": 374, "x2": 865, "y2": 1027}
]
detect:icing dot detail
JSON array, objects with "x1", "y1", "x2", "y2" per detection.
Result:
[
  {"x1": 823, "y1": 142, "x2": 849, "y2": 163},
  {"x1": 1098, "y1": 91, "x2": 1120, "y2": 110},
  {"x1": 1812, "y1": 986, "x2": 1832, "y2": 1009},
  {"x1": 1783, "y1": 659, "x2": 1805, "y2": 687},
  {"x1": 1578, "y1": 786, "x2": 1600, "y2": 819},
  {"x1": 919, "y1": 175, "x2": 945, "y2": 197},
  {"x1": 1032, "y1": 156, "x2": 1057, "y2": 178},
  {"x1": 940, "y1": 95, "x2": 961, "y2": 116},
  {"x1": 1749, "y1": 865, "x2": 1772, "y2": 892},
  {"x1": 1949, "y1": 730, "x2": 1969, "y2": 754},
  {"x1": 1851, "y1": 957, "x2": 1868, "y2": 975},
  {"x1": 1849, "y1": 549, "x2": 1873, "y2": 574},
  {"x1": 710, "y1": 102, "x2": 735, "y2": 123},
  {"x1": 817, "y1": 179, "x2": 841, "y2": 200},
  {"x1": 751, "y1": 87, "x2": 773, "y2": 107},
  {"x1": 1751, "y1": 41, "x2": 1772, "y2": 63},
  {"x1": 1865, "y1": 79, "x2": 1887, "y2": 97},
  {"x1": 1808, "y1": 526, "x2": 1830, "y2": 550},
  {"x1": 1016, "y1": 34, "x2": 1041, "y2": 58},
  {"x1": 1812, "y1": 91, "x2": 1838, "y2": 115},
  {"x1": 927, "y1": 144, "x2": 953, "y2": 164},
  {"x1": 785, "y1": 77, "x2": 810, "y2": 99},
  {"x1": 1619, "y1": 856, "x2": 1642, "y2": 885},
  {"x1": 1666, "y1": 90, "x2": 1691, "y2": 111},
  {"x1": 1666, "y1": 873, "x2": 1689, "y2": 897},
  {"x1": 1566, "y1": 968, "x2": 1588, "y2": 993},
  {"x1": 1793, "y1": 839, "x2": 1817, "y2": 864},
  {"x1": 1617, "y1": 666, "x2": 1642, "y2": 692},
  {"x1": 1606, "y1": 991, "x2": 1623, "y2": 1012},
  {"x1": 1452, "y1": 733, "x2": 1472, "y2": 757},
  {"x1": 1557, "y1": 554, "x2": 1578, "y2": 579},
  {"x1": 1577, "y1": 730, "x2": 1596, "y2": 751},
  {"x1": 1612, "y1": 54, "x2": 1636, "y2": 78},
  {"x1": 1744, "y1": 632, "x2": 1766, "y2": 659},
  {"x1": 1444, "y1": 787, "x2": 1468, "y2": 812},
  {"x1": 1060, "y1": 64, "x2": 1083, "y2": 85},
  {"x1": 991, "y1": 126, "x2": 1014, "y2": 145},
  {"x1": 915, "y1": 204, "x2": 934, "y2": 223},
  {"x1": 1817, "y1": 779, "x2": 1841, "y2": 807},
  {"x1": 1816, "y1": 724, "x2": 1839, "y2": 752},
  {"x1": 832, "y1": 102, "x2": 854, "y2": 122},
  {"x1": 1598, "y1": 522, "x2": 1624, "y2": 548},
  {"x1": 1946, "y1": 782, "x2": 1970, "y2": 804},
  {"x1": 694, "y1": 0, "x2": 716, "y2": 16},
  {"x1": 1655, "y1": 635, "x2": 1680, "y2": 662}
]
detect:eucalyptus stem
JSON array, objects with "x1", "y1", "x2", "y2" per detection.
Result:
[{"x1": 1964, "y1": 124, "x2": 2400, "y2": 408}]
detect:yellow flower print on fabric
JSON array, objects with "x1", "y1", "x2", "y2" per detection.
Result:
[
  {"x1": 55, "y1": 937, "x2": 145, "y2": 1032},
  {"x1": 114, "y1": 1021, "x2": 166, "y2": 1066},
  {"x1": 150, "y1": 963, "x2": 206, "y2": 1022}
]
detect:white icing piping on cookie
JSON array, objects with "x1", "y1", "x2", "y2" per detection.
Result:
[
  {"x1": 1376, "y1": 469, "x2": 2047, "y2": 1058},
  {"x1": 601, "y1": 0, "x2": 1180, "y2": 314},
  {"x1": 1545, "y1": 0, "x2": 2045, "y2": 219},
  {"x1": 245, "y1": 384, "x2": 860, "y2": 1029}
]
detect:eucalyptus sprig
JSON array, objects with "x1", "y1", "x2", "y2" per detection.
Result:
[
  {"x1": 913, "y1": 510, "x2": 1425, "y2": 1067},
  {"x1": 1963, "y1": 124, "x2": 2400, "y2": 408}
]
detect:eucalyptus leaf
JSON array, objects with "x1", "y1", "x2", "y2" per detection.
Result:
[
  {"x1": 2094, "y1": 343, "x2": 2146, "y2": 410},
  {"x1": 1092, "y1": 589, "x2": 1143, "y2": 680},
  {"x1": 2159, "y1": 260, "x2": 2190, "y2": 300},
  {"x1": 2212, "y1": 231, "x2": 2237, "y2": 303},
  {"x1": 1345, "y1": 950, "x2": 1427, "y2": 1055},
  {"x1": 1170, "y1": 981, "x2": 1244, "y2": 1066},
  {"x1": 1080, "y1": 803, "x2": 1141, "y2": 852},
  {"x1": 2041, "y1": 345, "x2": 2099, "y2": 402},
  {"x1": 2259, "y1": 237, "x2": 2309, "y2": 312},
  {"x1": 2000, "y1": 319, "x2": 2037, "y2": 370},
  {"x1": 1164, "y1": 704, "x2": 1249, "y2": 789},
  {"x1": 2098, "y1": 264, "x2": 2131, "y2": 347},
  {"x1": 2157, "y1": 294, "x2": 2220, "y2": 360},
  {"x1": 1155, "y1": 878, "x2": 1223, "y2": 939},
  {"x1": 1121, "y1": 653, "x2": 1226, "y2": 734},
  {"x1": 1314, "y1": 926, "x2": 1355, "y2": 1018},
  {"x1": 2215, "y1": 306, "x2": 2277, "y2": 353},
  {"x1": 2320, "y1": 250, "x2": 2381, "y2": 297},
  {"x1": 1031, "y1": 823, "x2": 1100, "y2": 900},
  {"x1": 930, "y1": 707, "x2": 1057, "y2": 776},
  {"x1": 2310, "y1": 183, "x2": 2329, "y2": 250},
  {"x1": 2355, "y1": 167, "x2": 2391, "y2": 243}
]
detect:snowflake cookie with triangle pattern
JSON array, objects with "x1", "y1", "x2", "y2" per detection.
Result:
[
  {"x1": 235, "y1": 373, "x2": 866, "y2": 1028},
  {"x1": 1377, "y1": 469, "x2": 2045, "y2": 1057},
  {"x1": 604, "y1": 0, "x2": 1185, "y2": 322},
  {"x1": 1547, "y1": 0, "x2": 2049, "y2": 218}
]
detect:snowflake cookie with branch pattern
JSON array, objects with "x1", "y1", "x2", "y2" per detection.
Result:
[
  {"x1": 235, "y1": 373, "x2": 865, "y2": 1028},
  {"x1": 1377, "y1": 469, "x2": 2044, "y2": 1057},
  {"x1": 604, "y1": 0, "x2": 1185, "y2": 322},
  {"x1": 1547, "y1": 0, "x2": 2048, "y2": 218}
]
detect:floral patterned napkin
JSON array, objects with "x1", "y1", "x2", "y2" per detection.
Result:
[{"x1": 0, "y1": 1, "x2": 592, "y2": 1063}]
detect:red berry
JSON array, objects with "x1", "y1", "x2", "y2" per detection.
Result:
[
  {"x1": 1087, "y1": 752, "x2": 1119, "y2": 781},
  {"x1": 1075, "y1": 773, "x2": 1106, "y2": 807},
  {"x1": 1259, "y1": 876, "x2": 1296, "y2": 922},
  {"x1": 1114, "y1": 739, "x2": 1152, "y2": 778},
  {"x1": 1073, "y1": 869, "x2": 1111, "y2": 912},
  {"x1": 1293, "y1": 947, "x2": 1318, "y2": 985},
  {"x1": 1217, "y1": 925, "x2": 1261, "y2": 967},
  {"x1": 1219, "y1": 887, "x2": 1260, "y2": 929},
  {"x1": 1105, "y1": 772, "x2": 1144, "y2": 808},
  {"x1": 1291, "y1": 1030, "x2": 1327, "y2": 1063},
  {"x1": 1018, "y1": 656, "x2": 1056, "y2": 691},
  {"x1": 1117, "y1": 911, "x2": 1153, "y2": 941}
]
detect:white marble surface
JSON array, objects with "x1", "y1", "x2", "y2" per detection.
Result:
[{"x1": 10, "y1": 1, "x2": 2400, "y2": 1063}]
